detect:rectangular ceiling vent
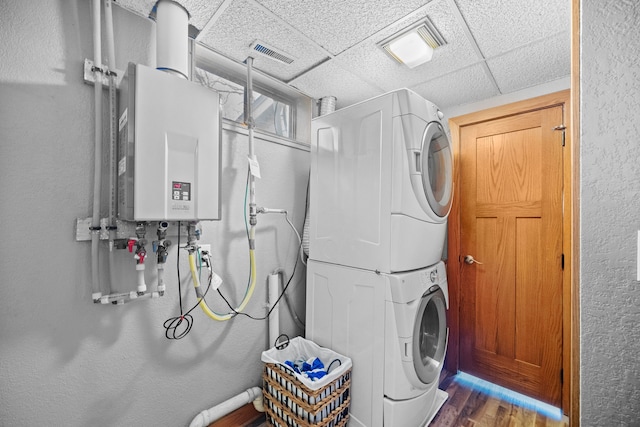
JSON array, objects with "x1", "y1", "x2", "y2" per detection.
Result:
[
  {"x1": 250, "y1": 41, "x2": 295, "y2": 65},
  {"x1": 416, "y1": 17, "x2": 446, "y2": 49}
]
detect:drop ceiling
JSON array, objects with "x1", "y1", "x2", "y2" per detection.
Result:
[{"x1": 115, "y1": 0, "x2": 571, "y2": 111}]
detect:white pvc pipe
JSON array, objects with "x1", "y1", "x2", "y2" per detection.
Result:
[
  {"x1": 104, "y1": 0, "x2": 116, "y2": 69},
  {"x1": 156, "y1": 0, "x2": 189, "y2": 78},
  {"x1": 189, "y1": 387, "x2": 263, "y2": 427},
  {"x1": 136, "y1": 263, "x2": 147, "y2": 293},
  {"x1": 268, "y1": 272, "x2": 280, "y2": 348},
  {"x1": 157, "y1": 263, "x2": 166, "y2": 295},
  {"x1": 105, "y1": 291, "x2": 159, "y2": 303},
  {"x1": 91, "y1": 0, "x2": 103, "y2": 299},
  {"x1": 104, "y1": 0, "x2": 118, "y2": 296}
]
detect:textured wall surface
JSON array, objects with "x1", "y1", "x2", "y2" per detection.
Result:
[
  {"x1": 580, "y1": 1, "x2": 640, "y2": 425},
  {"x1": 0, "y1": 1, "x2": 307, "y2": 426}
]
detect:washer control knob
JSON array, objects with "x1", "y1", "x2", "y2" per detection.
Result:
[
  {"x1": 437, "y1": 110, "x2": 444, "y2": 120},
  {"x1": 430, "y1": 270, "x2": 437, "y2": 283}
]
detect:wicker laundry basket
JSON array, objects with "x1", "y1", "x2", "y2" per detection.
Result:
[{"x1": 261, "y1": 337, "x2": 352, "y2": 427}]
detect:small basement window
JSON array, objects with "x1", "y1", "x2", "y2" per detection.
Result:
[
  {"x1": 192, "y1": 41, "x2": 311, "y2": 144},
  {"x1": 194, "y1": 68, "x2": 292, "y2": 139}
]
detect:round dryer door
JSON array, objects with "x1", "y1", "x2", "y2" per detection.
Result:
[
  {"x1": 421, "y1": 122, "x2": 453, "y2": 218},
  {"x1": 412, "y1": 287, "x2": 447, "y2": 385}
]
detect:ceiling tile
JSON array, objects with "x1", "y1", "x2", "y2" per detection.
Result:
[
  {"x1": 114, "y1": 0, "x2": 571, "y2": 113},
  {"x1": 254, "y1": 0, "x2": 434, "y2": 55},
  {"x1": 333, "y1": 0, "x2": 479, "y2": 92},
  {"x1": 289, "y1": 60, "x2": 384, "y2": 109},
  {"x1": 487, "y1": 31, "x2": 570, "y2": 93},
  {"x1": 455, "y1": 0, "x2": 570, "y2": 58},
  {"x1": 197, "y1": 0, "x2": 329, "y2": 81},
  {"x1": 410, "y1": 63, "x2": 500, "y2": 110},
  {"x1": 114, "y1": 0, "x2": 224, "y2": 30},
  {"x1": 115, "y1": 0, "x2": 156, "y2": 18},
  {"x1": 181, "y1": 0, "x2": 226, "y2": 30}
]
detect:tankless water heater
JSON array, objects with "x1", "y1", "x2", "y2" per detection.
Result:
[{"x1": 117, "y1": 62, "x2": 221, "y2": 221}]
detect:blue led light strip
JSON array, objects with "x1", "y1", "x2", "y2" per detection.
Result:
[{"x1": 454, "y1": 372, "x2": 563, "y2": 421}]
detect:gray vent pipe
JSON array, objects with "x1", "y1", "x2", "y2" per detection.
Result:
[{"x1": 319, "y1": 96, "x2": 337, "y2": 115}]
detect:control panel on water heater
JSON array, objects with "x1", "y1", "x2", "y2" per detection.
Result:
[{"x1": 117, "y1": 62, "x2": 221, "y2": 221}]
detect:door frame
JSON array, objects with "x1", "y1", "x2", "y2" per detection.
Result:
[{"x1": 446, "y1": 89, "x2": 577, "y2": 416}]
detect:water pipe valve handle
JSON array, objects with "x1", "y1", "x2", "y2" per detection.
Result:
[
  {"x1": 135, "y1": 250, "x2": 147, "y2": 264},
  {"x1": 156, "y1": 240, "x2": 171, "y2": 263},
  {"x1": 127, "y1": 239, "x2": 137, "y2": 253}
]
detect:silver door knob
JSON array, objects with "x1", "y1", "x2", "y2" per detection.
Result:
[{"x1": 464, "y1": 255, "x2": 483, "y2": 265}]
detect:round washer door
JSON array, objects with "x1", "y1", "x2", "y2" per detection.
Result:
[
  {"x1": 412, "y1": 287, "x2": 448, "y2": 385},
  {"x1": 421, "y1": 122, "x2": 453, "y2": 218}
]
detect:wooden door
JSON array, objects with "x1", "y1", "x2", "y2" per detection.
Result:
[{"x1": 459, "y1": 106, "x2": 564, "y2": 406}]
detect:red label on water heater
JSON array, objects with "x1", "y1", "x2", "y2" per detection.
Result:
[{"x1": 171, "y1": 181, "x2": 191, "y2": 201}]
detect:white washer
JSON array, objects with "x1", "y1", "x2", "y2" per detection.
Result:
[
  {"x1": 383, "y1": 262, "x2": 449, "y2": 426},
  {"x1": 306, "y1": 260, "x2": 449, "y2": 427},
  {"x1": 309, "y1": 89, "x2": 453, "y2": 273}
]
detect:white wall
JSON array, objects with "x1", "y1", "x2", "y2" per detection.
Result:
[
  {"x1": 0, "y1": 1, "x2": 308, "y2": 426},
  {"x1": 444, "y1": 76, "x2": 570, "y2": 119},
  {"x1": 580, "y1": 1, "x2": 640, "y2": 424}
]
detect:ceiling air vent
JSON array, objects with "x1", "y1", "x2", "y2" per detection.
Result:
[
  {"x1": 250, "y1": 41, "x2": 295, "y2": 65},
  {"x1": 415, "y1": 18, "x2": 446, "y2": 49}
]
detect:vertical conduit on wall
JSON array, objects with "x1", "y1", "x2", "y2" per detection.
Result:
[
  {"x1": 91, "y1": 0, "x2": 104, "y2": 300},
  {"x1": 104, "y1": 0, "x2": 118, "y2": 295}
]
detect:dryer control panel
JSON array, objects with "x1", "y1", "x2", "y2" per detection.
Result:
[{"x1": 418, "y1": 267, "x2": 438, "y2": 286}]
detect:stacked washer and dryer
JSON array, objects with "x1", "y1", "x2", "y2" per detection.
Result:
[{"x1": 306, "y1": 89, "x2": 453, "y2": 427}]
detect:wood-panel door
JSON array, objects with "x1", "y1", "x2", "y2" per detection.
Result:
[{"x1": 459, "y1": 106, "x2": 564, "y2": 406}]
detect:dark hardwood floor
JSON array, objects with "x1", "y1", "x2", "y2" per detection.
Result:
[
  {"x1": 212, "y1": 371, "x2": 569, "y2": 427},
  {"x1": 431, "y1": 371, "x2": 568, "y2": 427}
]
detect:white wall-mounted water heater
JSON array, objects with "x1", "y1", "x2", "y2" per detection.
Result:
[{"x1": 117, "y1": 62, "x2": 221, "y2": 221}]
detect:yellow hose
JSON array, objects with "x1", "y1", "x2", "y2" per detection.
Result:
[{"x1": 189, "y1": 228, "x2": 257, "y2": 321}]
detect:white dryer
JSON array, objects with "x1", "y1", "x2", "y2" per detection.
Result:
[
  {"x1": 384, "y1": 261, "x2": 449, "y2": 426},
  {"x1": 309, "y1": 88, "x2": 453, "y2": 273}
]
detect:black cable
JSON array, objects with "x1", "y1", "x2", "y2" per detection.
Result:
[
  {"x1": 204, "y1": 168, "x2": 250, "y2": 319},
  {"x1": 165, "y1": 170, "x2": 252, "y2": 334},
  {"x1": 163, "y1": 264, "x2": 215, "y2": 339},
  {"x1": 215, "y1": 241, "x2": 301, "y2": 321},
  {"x1": 275, "y1": 174, "x2": 309, "y2": 329},
  {"x1": 213, "y1": 171, "x2": 308, "y2": 322},
  {"x1": 163, "y1": 312, "x2": 193, "y2": 340},
  {"x1": 177, "y1": 168, "x2": 308, "y2": 326},
  {"x1": 163, "y1": 221, "x2": 198, "y2": 340},
  {"x1": 177, "y1": 221, "x2": 182, "y2": 315},
  {"x1": 219, "y1": 168, "x2": 252, "y2": 317}
]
